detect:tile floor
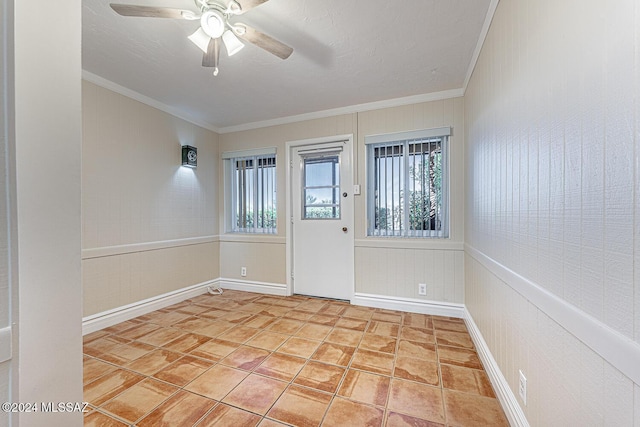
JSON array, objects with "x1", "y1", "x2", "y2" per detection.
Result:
[{"x1": 83, "y1": 290, "x2": 509, "y2": 426}]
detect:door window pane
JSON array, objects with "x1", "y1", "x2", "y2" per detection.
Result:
[{"x1": 302, "y1": 156, "x2": 340, "y2": 219}]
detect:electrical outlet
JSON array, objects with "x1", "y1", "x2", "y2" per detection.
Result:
[
  {"x1": 518, "y1": 370, "x2": 527, "y2": 405},
  {"x1": 418, "y1": 283, "x2": 427, "y2": 295},
  {"x1": 241, "y1": 267, "x2": 247, "y2": 277}
]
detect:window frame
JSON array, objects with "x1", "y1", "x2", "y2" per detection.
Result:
[
  {"x1": 223, "y1": 148, "x2": 277, "y2": 234},
  {"x1": 365, "y1": 127, "x2": 450, "y2": 239}
]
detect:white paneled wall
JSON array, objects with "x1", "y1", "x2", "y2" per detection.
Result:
[
  {"x1": 465, "y1": 0, "x2": 640, "y2": 423},
  {"x1": 467, "y1": 254, "x2": 636, "y2": 425},
  {"x1": 356, "y1": 246, "x2": 463, "y2": 302},
  {"x1": 82, "y1": 82, "x2": 220, "y2": 316},
  {"x1": 467, "y1": 0, "x2": 638, "y2": 341}
]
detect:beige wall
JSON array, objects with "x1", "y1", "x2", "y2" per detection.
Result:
[
  {"x1": 82, "y1": 82, "x2": 220, "y2": 316},
  {"x1": 82, "y1": 84, "x2": 465, "y2": 310},
  {"x1": 465, "y1": 0, "x2": 640, "y2": 424},
  {"x1": 220, "y1": 98, "x2": 465, "y2": 303},
  {"x1": 219, "y1": 239, "x2": 286, "y2": 284}
]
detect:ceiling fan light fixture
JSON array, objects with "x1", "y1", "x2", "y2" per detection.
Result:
[
  {"x1": 110, "y1": 1, "x2": 295, "y2": 76},
  {"x1": 188, "y1": 27, "x2": 211, "y2": 53},
  {"x1": 222, "y1": 30, "x2": 244, "y2": 56},
  {"x1": 200, "y1": 10, "x2": 225, "y2": 39}
]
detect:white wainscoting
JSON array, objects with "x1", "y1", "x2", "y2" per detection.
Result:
[
  {"x1": 464, "y1": 307, "x2": 530, "y2": 427},
  {"x1": 82, "y1": 237, "x2": 220, "y2": 317},
  {"x1": 466, "y1": 244, "x2": 640, "y2": 386}
]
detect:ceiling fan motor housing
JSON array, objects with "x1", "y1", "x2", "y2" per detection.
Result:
[{"x1": 200, "y1": 9, "x2": 225, "y2": 38}]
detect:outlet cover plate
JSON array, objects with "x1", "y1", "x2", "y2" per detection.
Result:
[
  {"x1": 518, "y1": 370, "x2": 527, "y2": 405},
  {"x1": 418, "y1": 283, "x2": 427, "y2": 295}
]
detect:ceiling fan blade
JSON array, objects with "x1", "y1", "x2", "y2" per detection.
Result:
[
  {"x1": 237, "y1": 26, "x2": 293, "y2": 59},
  {"x1": 235, "y1": 0, "x2": 269, "y2": 13},
  {"x1": 202, "y1": 38, "x2": 220, "y2": 68},
  {"x1": 110, "y1": 4, "x2": 191, "y2": 19}
]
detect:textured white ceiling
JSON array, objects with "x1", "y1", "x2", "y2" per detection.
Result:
[{"x1": 82, "y1": 0, "x2": 492, "y2": 130}]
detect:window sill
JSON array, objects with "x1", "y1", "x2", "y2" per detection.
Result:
[{"x1": 354, "y1": 238, "x2": 463, "y2": 251}]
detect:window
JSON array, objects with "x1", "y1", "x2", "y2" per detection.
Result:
[
  {"x1": 223, "y1": 149, "x2": 277, "y2": 233},
  {"x1": 366, "y1": 127, "x2": 449, "y2": 238}
]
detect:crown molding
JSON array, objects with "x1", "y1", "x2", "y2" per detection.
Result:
[
  {"x1": 463, "y1": 0, "x2": 500, "y2": 92},
  {"x1": 81, "y1": 70, "x2": 221, "y2": 133},
  {"x1": 82, "y1": 71, "x2": 465, "y2": 136},
  {"x1": 216, "y1": 88, "x2": 465, "y2": 134}
]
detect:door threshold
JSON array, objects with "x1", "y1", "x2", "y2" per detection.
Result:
[{"x1": 293, "y1": 293, "x2": 350, "y2": 303}]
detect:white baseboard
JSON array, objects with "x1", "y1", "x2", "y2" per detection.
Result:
[
  {"x1": 464, "y1": 307, "x2": 529, "y2": 427},
  {"x1": 82, "y1": 278, "x2": 287, "y2": 335},
  {"x1": 218, "y1": 278, "x2": 288, "y2": 296},
  {"x1": 352, "y1": 293, "x2": 465, "y2": 318},
  {"x1": 82, "y1": 280, "x2": 219, "y2": 335}
]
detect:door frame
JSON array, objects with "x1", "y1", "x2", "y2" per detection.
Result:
[{"x1": 285, "y1": 134, "x2": 355, "y2": 300}]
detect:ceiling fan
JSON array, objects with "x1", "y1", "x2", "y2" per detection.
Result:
[{"x1": 110, "y1": 0, "x2": 293, "y2": 76}]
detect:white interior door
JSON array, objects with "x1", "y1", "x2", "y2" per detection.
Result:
[{"x1": 290, "y1": 139, "x2": 354, "y2": 300}]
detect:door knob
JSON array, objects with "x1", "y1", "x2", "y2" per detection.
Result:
[{"x1": 342, "y1": 227, "x2": 348, "y2": 233}]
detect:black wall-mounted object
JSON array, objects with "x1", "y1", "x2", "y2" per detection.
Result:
[{"x1": 182, "y1": 145, "x2": 197, "y2": 168}]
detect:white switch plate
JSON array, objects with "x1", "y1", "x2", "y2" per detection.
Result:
[{"x1": 353, "y1": 184, "x2": 361, "y2": 195}]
